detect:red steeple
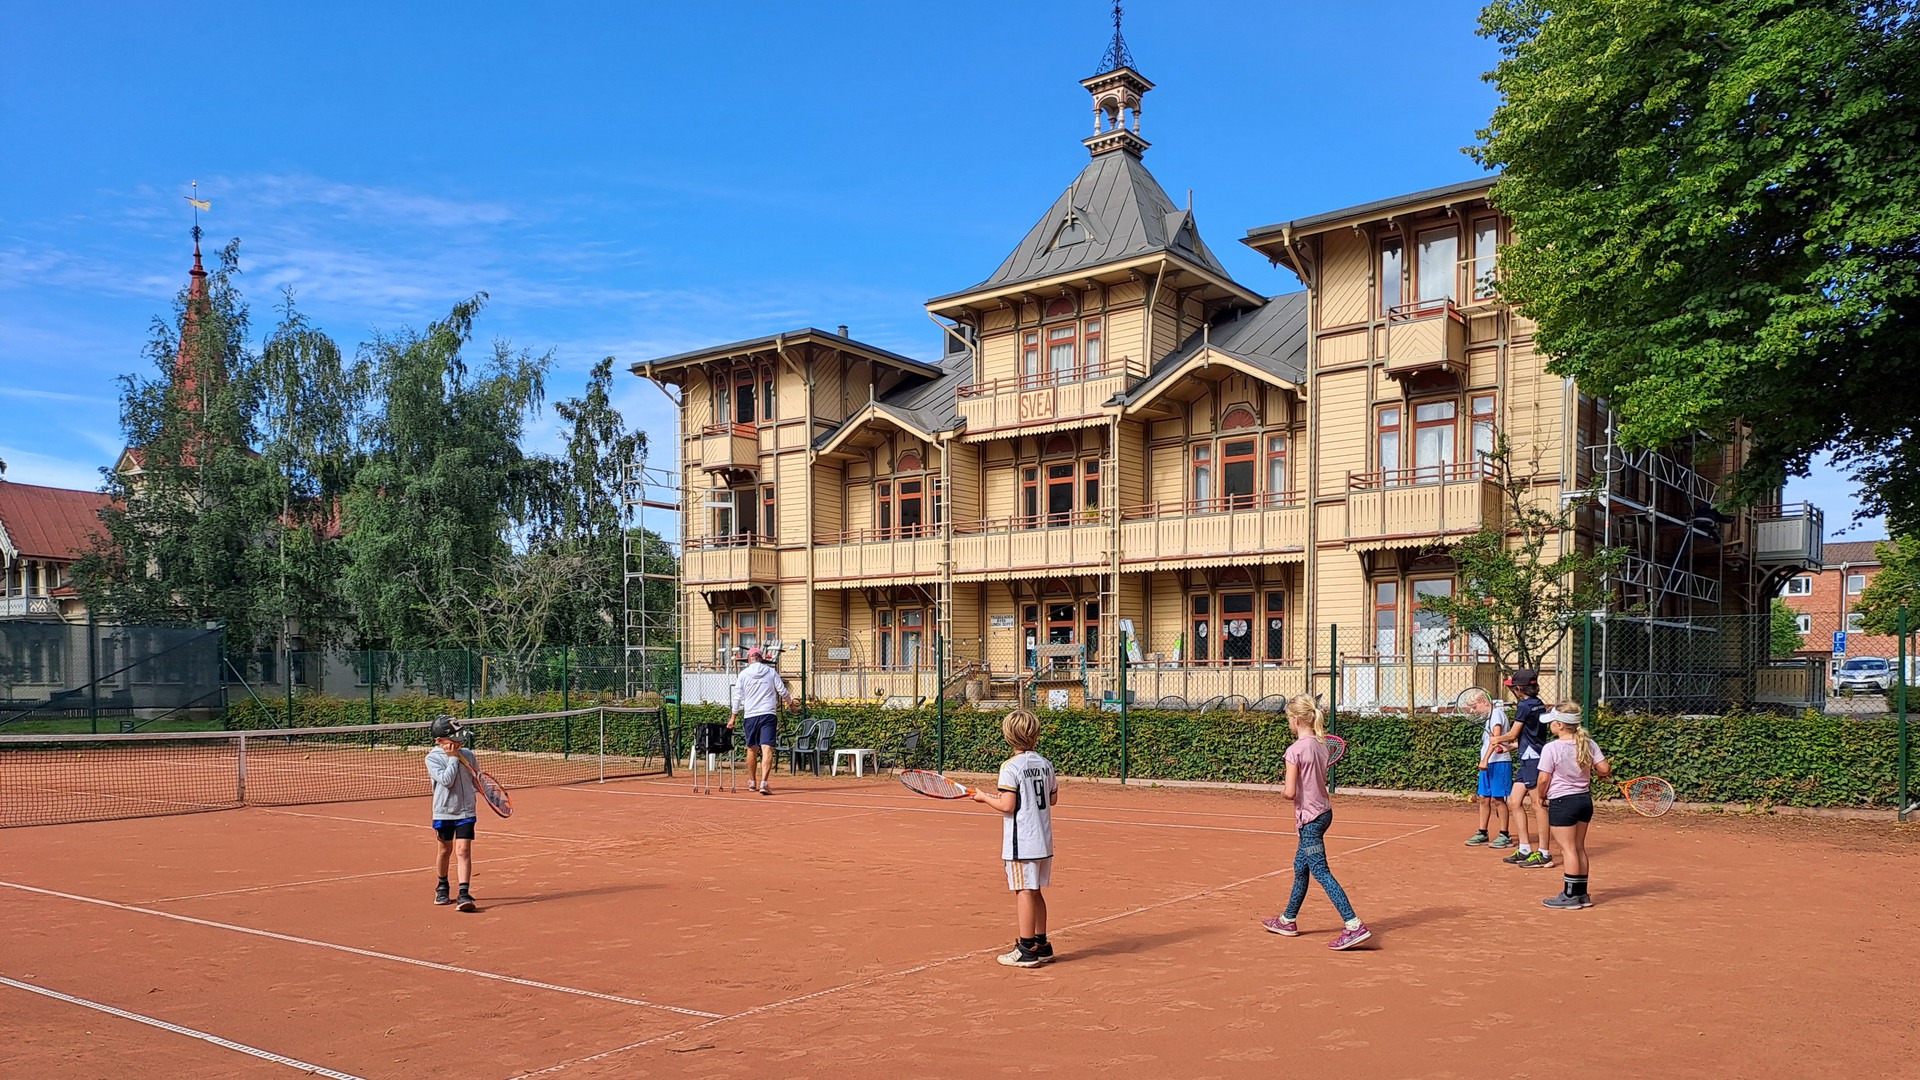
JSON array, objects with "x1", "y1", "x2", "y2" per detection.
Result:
[{"x1": 173, "y1": 229, "x2": 211, "y2": 412}]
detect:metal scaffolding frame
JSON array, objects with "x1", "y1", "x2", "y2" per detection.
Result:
[{"x1": 621, "y1": 447, "x2": 684, "y2": 696}]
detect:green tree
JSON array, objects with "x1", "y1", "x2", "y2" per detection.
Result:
[
  {"x1": 341, "y1": 295, "x2": 548, "y2": 648},
  {"x1": 1769, "y1": 598, "x2": 1805, "y2": 657},
  {"x1": 1854, "y1": 538, "x2": 1917, "y2": 634},
  {"x1": 1475, "y1": 1, "x2": 1920, "y2": 528},
  {"x1": 1411, "y1": 444, "x2": 1625, "y2": 675},
  {"x1": 255, "y1": 290, "x2": 368, "y2": 651},
  {"x1": 75, "y1": 239, "x2": 283, "y2": 647}
]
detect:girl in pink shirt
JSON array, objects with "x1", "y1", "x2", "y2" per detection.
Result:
[
  {"x1": 1535, "y1": 702, "x2": 1615, "y2": 909},
  {"x1": 1262, "y1": 696, "x2": 1371, "y2": 950}
]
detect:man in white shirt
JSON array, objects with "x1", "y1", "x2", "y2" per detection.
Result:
[{"x1": 728, "y1": 646, "x2": 793, "y2": 795}]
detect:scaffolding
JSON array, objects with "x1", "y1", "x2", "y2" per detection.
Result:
[{"x1": 621, "y1": 448, "x2": 684, "y2": 696}]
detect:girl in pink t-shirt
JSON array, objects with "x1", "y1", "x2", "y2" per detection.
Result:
[
  {"x1": 1534, "y1": 702, "x2": 1615, "y2": 909},
  {"x1": 1262, "y1": 696, "x2": 1371, "y2": 950}
]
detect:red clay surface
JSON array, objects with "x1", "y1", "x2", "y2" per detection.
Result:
[{"x1": 3, "y1": 769, "x2": 1917, "y2": 1079}]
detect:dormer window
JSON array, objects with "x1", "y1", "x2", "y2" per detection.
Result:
[{"x1": 1053, "y1": 213, "x2": 1087, "y2": 249}]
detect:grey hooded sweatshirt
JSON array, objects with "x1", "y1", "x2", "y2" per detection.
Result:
[{"x1": 425, "y1": 745, "x2": 479, "y2": 821}]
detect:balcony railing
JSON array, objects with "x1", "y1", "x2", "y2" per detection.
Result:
[
  {"x1": 955, "y1": 355, "x2": 1145, "y2": 436},
  {"x1": 811, "y1": 527, "x2": 944, "y2": 584},
  {"x1": 0, "y1": 595, "x2": 59, "y2": 618},
  {"x1": 1118, "y1": 493, "x2": 1306, "y2": 567},
  {"x1": 1383, "y1": 300, "x2": 1468, "y2": 377},
  {"x1": 1753, "y1": 503, "x2": 1824, "y2": 569},
  {"x1": 1346, "y1": 460, "x2": 1500, "y2": 549},
  {"x1": 683, "y1": 533, "x2": 777, "y2": 587},
  {"x1": 951, "y1": 514, "x2": 1111, "y2": 579},
  {"x1": 698, "y1": 422, "x2": 759, "y2": 472}
]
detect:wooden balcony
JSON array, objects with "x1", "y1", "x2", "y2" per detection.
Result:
[
  {"x1": 955, "y1": 356, "x2": 1145, "y2": 438},
  {"x1": 1753, "y1": 503, "x2": 1824, "y2": 570},
  {"x1": 1118, "y1": 494, "x2": 1307, "y2": 569},
  {"x1": 698, "y1": 423, "x2": 759, "y2": 472},
  {"x1": 1383, "y1": 301, "x2": 1468, "y2": 378},
  {"x1": 683, "y1": 535, "x2": 778, "y2": 587},
  {"x1": 1345, "y1": 462, "x2": 1501, "y2": 550},
  {"x1": 951, "y1": 514, "x2": 1111, "y2": 580},
  {"x1": 811, "y1": 527, "x2": 943, "y2": 585}
]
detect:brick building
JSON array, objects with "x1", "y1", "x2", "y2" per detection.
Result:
[{"x1": 1778, "y1": 539, "x2": 1904, "y2": 667}]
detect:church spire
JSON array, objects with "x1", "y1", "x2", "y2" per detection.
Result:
[
  {"x1": 175, "y1": 183, "x2": 214, "y2": 410},
  {"x1": 1080, "y1": 2, "x2": 1153, "y2": 159}
]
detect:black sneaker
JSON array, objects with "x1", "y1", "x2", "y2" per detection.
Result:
[
  {"x1": 1033, "y1": 940, "x2": 1056, "y2": 964},
  {"x1": 455, "y1": 892, "x2": 476, "y2": 913},
  {"x1": 1502, "y1": 850, "x2": 1531, "y2": 864},
  {"x1": 434, "y1": 883, "x2": 452, "y2": 906}
]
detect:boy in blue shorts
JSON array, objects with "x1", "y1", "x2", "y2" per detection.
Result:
[
  {"x1": 426, "y1": 715, "x2": 478, "y2": 911},
  {"x1": 1460, "y1": 688, "x2": 1512, "y2": 848}
]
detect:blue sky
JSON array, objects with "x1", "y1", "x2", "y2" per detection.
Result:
[{"x1": 0, "y1": 0, "x2": 1877, "y2": 539}]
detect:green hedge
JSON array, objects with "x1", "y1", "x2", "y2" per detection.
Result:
[{"x1": 235, "y1": 696, "x2": 1911, "y2": 809}]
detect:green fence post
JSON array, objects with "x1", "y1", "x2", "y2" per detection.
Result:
[
  {"x1": 285, "y1": 645, "x2": 295, "y2": 728},
  {"x1": 465, "y1": 648, "x2": 474, "y2": 719},
  {"x1": 87, "y1": 613, "x2": 99, "y2": 735},
  {"x1": 1898, "y1": 606, "x2": 1910, "y2": 822},
  {"x1": 1581, "y1": 614, "x2": 1595, "y2": 719},
  {"x1": 1118, "y1": 642, "x2": 1129, "y2": 785},
  {"x1": 561, "y1": 644, "x2": 571, "y2": 712},
  {"x1": 366, "y1": 648, "x2": 377, "y2": 725}
]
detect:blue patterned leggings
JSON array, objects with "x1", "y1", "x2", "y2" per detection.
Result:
[{"x1": 1285, "y1": 810, "x2": 1357, "y2": 922}]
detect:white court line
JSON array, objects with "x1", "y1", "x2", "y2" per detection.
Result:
[
  {"x1": 622, "y1": 774, "x2": 1439, "y2": 826},
  {"x1": 0, "y1": 880, "x2": 722, "y2": 1020},
  {"x1": 140, "y1": 845, "x2": 576, "y2": 904},
  {"x1": 506, "y1": 821, "x2": 1441, "y2": 1079},
  {"x1": 0, "y1": 974, "x2": 368, "y2": 1079},
  {"x1": 588, "y1": 786, "x2": 1366, "y2": 838}
]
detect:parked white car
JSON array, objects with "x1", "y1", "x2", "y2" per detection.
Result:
[{"x1": 1831, "y1": 657, "x2": 1892, "y2": 694}]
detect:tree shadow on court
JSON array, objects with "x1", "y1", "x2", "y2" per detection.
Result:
[
  {"x1": 474, "y1": 882, "x2": 661, "y2": 909},
  {"x1": 1061, "y1": 926, "x2": 1209, "y2": 961}
]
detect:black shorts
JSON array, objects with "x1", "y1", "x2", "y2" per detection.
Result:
[
  {"x1": 1515, "y1": 757, "x2": 1541, "y2": 791},
  {"x1": 433, "y1": 818, "x2": 476, "y2": 841},
  {"x1": 1547, "y1": 793, "x2": 1594, "y2": 828}
]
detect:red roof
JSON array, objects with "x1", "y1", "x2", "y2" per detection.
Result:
[
  {"x1": 1822, "y1": 540, "x2": 1891, "y2": 569},
  {"x1": 0, "y1": 481, "x2": 111, "y2": 561}
]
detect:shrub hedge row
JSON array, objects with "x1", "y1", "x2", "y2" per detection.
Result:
[{"x1": 229, "y1": 696, "x2": 1912, "y2": 809}]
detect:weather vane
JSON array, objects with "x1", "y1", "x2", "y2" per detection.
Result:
[
  {"x1": 1098, "y1": 0, "x2": 1134, "y2": 73},
  {"x1": 184, "y1": 179, "x2": 211, "y2": 243}
]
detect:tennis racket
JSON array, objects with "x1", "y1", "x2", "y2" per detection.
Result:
[
  {"x1": 1616, "y1": 775, "x2": 1674, "y2": 817},
  {"x1": 459, "y1": 753, "x2": 514, "y2": 818},
  {"x1": 1323, "y1": 734, "x2": 1347, "y2": 766},
  {"x1": 899, "y1": 769, "x2": 973, "y2": 800}
]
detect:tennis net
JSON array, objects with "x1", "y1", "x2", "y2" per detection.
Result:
[{"x1": 0, "y1": 707, "x2": 670, "y2": 829}]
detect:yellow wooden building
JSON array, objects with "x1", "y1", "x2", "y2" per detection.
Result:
[{"x1": 633, "y1": 47, "x2": 1823, "y2": 710}]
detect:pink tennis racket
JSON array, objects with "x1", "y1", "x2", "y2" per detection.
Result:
[
  {"x1": 1323, "y1": 734, "x2": 1347, "y2": 766},
  {"x1": 899, "y1": 769, "x2": 973, "y2": 799}
]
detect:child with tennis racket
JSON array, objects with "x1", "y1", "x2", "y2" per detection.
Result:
[
  {"x1": 1461, "y1": 688, "x2": 1512, "y2": 848},
  {"x1": 1264, "y1": 696, "x2": 1371, "y2": 950},
  {"x1": 426, "y1": 715, "x2": 479, "y2": 912},
  {"x1": 969, "y1": 708, "x2": 1058, "y2": 968},
  {"x1": 1535, "y1": 702, "x2": 1613, "y2": 909}
]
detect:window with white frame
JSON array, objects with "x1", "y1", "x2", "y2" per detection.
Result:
[
  {"x1": 1783, "y1": 576, "x2": 1812, "y2": 596},
  {"x1": 1795, "y1": 614, "x2": 1812, "y2": 634},
  {"x1": 1847, "y1": 612, "x2": 1866, "y2": 632},
  {"x1": 1846, "y1": 574, "x2": 1867, "y2": 594}
]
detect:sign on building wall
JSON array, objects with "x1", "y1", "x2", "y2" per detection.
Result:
[
  {"x1": 990, "y1": 614, "x2": 1016, "y2": 629},
  {"x1": 1018, "y1": 389, "x2": 1056, "y2": 423}
]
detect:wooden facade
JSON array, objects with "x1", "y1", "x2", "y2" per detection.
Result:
[{"x1": 633, "y1": 65, "x2": 1820, "y2": 707}]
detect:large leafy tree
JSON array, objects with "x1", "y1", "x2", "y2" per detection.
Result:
[
  {"x1": 341, "y1": 295, "x2": 548, "y2": 648},
  {"x1": 1475, "y1": 1, "x2": 1920, "y2": 527},
  {"x1": 1854, "y1": 538, "x2": 1918, "y2": 635},
  {"x1": 76, "y1": 239, "x2": 283, "y2": 647},
  {"x1": 255, "y1": 291, "x2": 367, "y2": 651}
]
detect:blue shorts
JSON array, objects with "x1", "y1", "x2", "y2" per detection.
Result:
[
  {"x1": 1516, "y1": 756, "x2": 1541, "y2": 791},
  {"x1": 1478, "y1": 760, "x2": 1513, "y2": 798},
  {"x1": 742, "y1": 713, "x2": 778, "y2": 748}
]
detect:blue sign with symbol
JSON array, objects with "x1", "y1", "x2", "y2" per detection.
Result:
[{"x1": 1832, "y1": 631, "x2": 1848, "y2": 657}]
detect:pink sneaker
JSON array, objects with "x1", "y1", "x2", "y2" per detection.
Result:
[
  {"x1": 1327, "y1": 924, "x2": 1372, "y2": 951},
  {"x1": 1261, "y1": 915, "x2": 1299, "y2": 937}
]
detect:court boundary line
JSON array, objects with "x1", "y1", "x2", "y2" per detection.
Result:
[
  {"x1": 0, "y1": 880, "x2": 723, "y2": 1020},
  {"x1": 0, "y1": 974, "x2": 369, "y2": 1079},
  {"x1": 505, "y1": 822, "x2": 1439, "y2": 1079}
]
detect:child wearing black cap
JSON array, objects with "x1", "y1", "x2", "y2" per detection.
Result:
[
  {"x1": 426, "y1": 715, "x2": 478, "y2": 911},
  {"x1": 1493, "y1": 669, "x2": 1554, "y2": 869}
]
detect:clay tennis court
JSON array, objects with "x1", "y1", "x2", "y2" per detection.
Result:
[{"x1": 3, "y1": 768, "x2": 1917, "y2": 1079}]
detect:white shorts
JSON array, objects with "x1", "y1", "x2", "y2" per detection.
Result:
[{"x1": 1005, "y1": 858, "x2": 1051, "y2": 891}]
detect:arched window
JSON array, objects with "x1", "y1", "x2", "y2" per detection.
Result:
[{"x1": 1045, "y1": 435, "x2": 1077, "y2": 457}]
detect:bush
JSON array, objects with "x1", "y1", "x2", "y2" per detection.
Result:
[{"x1": 240, "y1": 697, "x2": 1911, "y2": 809}]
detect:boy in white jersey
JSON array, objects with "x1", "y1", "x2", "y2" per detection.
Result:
[{"x1": 971, "y1": 708, "x2": 1058, "y2": 968}]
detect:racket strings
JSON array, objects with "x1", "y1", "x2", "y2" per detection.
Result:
[
  {"x1": 1623, "y1": 776, "x2": 1675, "y2": 816},
  {"x1": 899, "y1": 770, "x2": 966, "y2": 798}
]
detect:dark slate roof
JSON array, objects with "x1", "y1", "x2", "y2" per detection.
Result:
[
  {"x1": 930, "y1": 152, "x2": 1243, "y2": 303},
  {"x1": 812, "y1": 347, "x2": 971, "y2": 450},
  {"x1": 1116, "y1": 292, "x2": 1310, "y2": 405},
  {"x1": 1244, "y1": 177, "x2": 1496, "y2": 241}
]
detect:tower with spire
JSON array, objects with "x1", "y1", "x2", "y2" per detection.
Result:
[{"x1": 1081, "y1": 1, "x2": 1153, "y2": 158}]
